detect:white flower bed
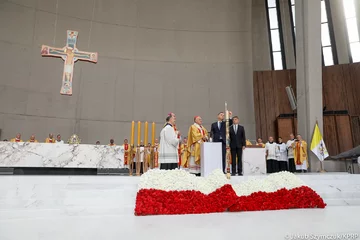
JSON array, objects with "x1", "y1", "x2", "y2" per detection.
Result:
[
  {"x1": 138, "y1": 168, "x2": 229, "y2": 194},
  {"x1": 138, "y1": 169, "x2": 306, "y2": 196},
  {"x1": 232, "y1": 171, "x2": 306, "y2": 197}
]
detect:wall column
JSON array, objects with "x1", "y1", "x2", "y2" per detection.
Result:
[{"x1": 295, "y1": 0, "x2": 323, "y2": 171}]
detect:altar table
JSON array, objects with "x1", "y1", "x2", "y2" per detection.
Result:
[{"x1": 0, "y1": 142, "x2": 125, "y2": 168}]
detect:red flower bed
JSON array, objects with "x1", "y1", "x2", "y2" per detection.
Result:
[
  {"x1": 228, "y1": 186, "x2": 326, "y2": 212},
  {"x1": 135, "y1": 185, "x2": 326, "y2": 216},
  {"x1": 135, "y1": 184, "x2": 238, "y2": 216}
]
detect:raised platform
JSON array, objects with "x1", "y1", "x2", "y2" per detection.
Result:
[{"x1": 0, "y1": 173, "x2": 360, "y2": 239}]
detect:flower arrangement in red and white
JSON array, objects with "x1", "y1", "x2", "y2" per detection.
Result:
[{"x1": 134, "y1": 169, "x2": 326, "y2": 216}]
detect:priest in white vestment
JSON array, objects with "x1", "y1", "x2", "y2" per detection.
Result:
[
  {"x1": 276, "y1": 137, "x2": 288, "y2": 171},
  {"x1": 265, "y1": 136, "x2": 278, "y2": 173},
  {"x1": 159, "y1": 114, "x2": 181, "y2": 170},
  {"x1": 286, "y1": 133, "x2": 296, "y2": 173}
]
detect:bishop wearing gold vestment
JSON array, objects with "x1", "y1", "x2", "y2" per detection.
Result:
[
  {"x1": 45, "y1": 134, "x2": 56, "y2": 143},
  {"x1": 180, "y1": 137, "x2": 188, "y2": 169},
  {"x1": 293, "y1": 134, "x2": 308, "y2": 172},
  {"x1": 185, "y1": 116, "x2": 208, "y2": 176},
  {"x1": 10, "y1": 133, "x2": 23, "y2": 143},
  {"x1": 27, "y1": 135, "x2": 39, "y2": 143}
]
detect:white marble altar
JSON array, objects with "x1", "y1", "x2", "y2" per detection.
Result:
[
  {"x1": 0, "y1": 173, "x2": 360, "y2": 240},
  {"x1": 201, "y1": 142, "x2": 222, "y2": 177},
  {"x1": 0, "y1": 142, "x2": 125, "y2": 168},
  {"x1": 243, "y1": 147, "x2": 266, "y2": 175}
]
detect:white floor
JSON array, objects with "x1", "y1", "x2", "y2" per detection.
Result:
[{"x1": 1, "y1": 173, "x2": 360, "y2": 240}]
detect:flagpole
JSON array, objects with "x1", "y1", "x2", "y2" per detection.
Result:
[
  {"x1": 319, "y1": 120, "x2": 326, "y2": 173},
  {"x1": 313, "y1": 121, "x2": 327, "y2": 173},
  {"x1": 320, "y1": 159, "x2": 326, "y2": 173}
]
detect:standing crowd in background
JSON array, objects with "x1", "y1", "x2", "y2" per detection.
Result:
[{"x1": 264, "y1": 133, "x2": 308, "y2": 174}]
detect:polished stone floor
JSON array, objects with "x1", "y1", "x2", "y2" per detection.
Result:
[{"x1": 1, "y1": 173, "x2": 360, "y2": 240}]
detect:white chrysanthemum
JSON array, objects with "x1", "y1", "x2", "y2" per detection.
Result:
[
  {"x1": 138, "y1": 168, "x2": 229, "y2": 194},
  {"x1": 232, "y1": 171, "x2": 306, "y2": 197},
  {"x1": 138, "y1": 170, "x2": 305, "y2": 197}
]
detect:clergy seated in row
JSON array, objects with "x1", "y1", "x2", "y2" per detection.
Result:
[
  {"x1": 27, "y1": 135, "x2": 39, "y2": 143},
  {"x1": 56, "y1": 134, "x2": 64, "y2": 144},
  {"x1": 256, "y1": 137, "x2": 265, "y2": 147},
  {"x1": 10, "y1": 133, "x2": 23, "y2": 143},
  {"x1": 108, "y1": 139, "x2": 116, "y2": 146},
  {"x1": 45, "y1": 134, "x2": 56, "y2": 143}
]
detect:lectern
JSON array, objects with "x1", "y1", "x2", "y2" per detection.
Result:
[{"x1": 200, "y1": 142, "x2": 222, "y2": 177}]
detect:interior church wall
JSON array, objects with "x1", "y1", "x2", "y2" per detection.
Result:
[
  {"x1": 279, "y1": 0, "x2": 295, "y2": 69},
  {"x1": 253, "y1": 63, "x2": 360, "y2": 171},
  {"x1": 0, "y1": 0, "x2": 255, "y2": 144},
  {"x1": 252, "y1": 0, "x2": 272, "y2": 71},
  {"x1": 252, "y1": 0, "x2": 356, "y2": 71},
  {"x1": 329, "y1": 0, "x2": 351, "y2": 64}
]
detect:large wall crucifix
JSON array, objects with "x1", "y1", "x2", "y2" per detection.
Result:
[{"x1": 41, "y1": 30, "x2": 98, "y2": 95}]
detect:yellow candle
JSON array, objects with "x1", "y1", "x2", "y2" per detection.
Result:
[
  {"x1": 131, "y1": 121, "x2": 135, "y2": 146},
  {"x1": 144, "y1": 121, "x2": 148, "y2": 145},
  {"x1": 137, "y1": 121, "x2": 141, "y2": 146},
  {"x1": 151, "y1": 122, "x2": 155, "y2": 145}
]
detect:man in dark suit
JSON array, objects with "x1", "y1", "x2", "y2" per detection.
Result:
[
  {"x1": 210, "y1": 111, "x2": 232, "y2": 173},
  {"x1": 229, "y1": 116, "x2": 246, "y2": 176}
]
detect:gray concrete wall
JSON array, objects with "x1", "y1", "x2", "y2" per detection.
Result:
[
  {"x1": 0, "y1": 0, "x2": 255, "y2": 144},
  {"x1": 329, "y1": 0, "x2": 351, "y2": 64},
  {"x1": 251, "y1": 0, "x2": 355, "y2": 70},
  {"x1": 279, "y1": 0, "x2": 296, "y2": 69},
  {"x1": 252, "y1": 0, "x2": 272, "y2": 71}
]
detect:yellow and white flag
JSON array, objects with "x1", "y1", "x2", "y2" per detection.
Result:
[{"x1": 310, "y1": 123, "x2": 329, "y2": 161}]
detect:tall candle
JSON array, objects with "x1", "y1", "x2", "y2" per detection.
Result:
[
  {"x1": 137, "y1": 121, "x2": 141, "y2": 146},
  {"x1": 151, "y1": 122, "x2": 155, "y2": 145},
  {"x1": 144, "y1": 121, "x2": 148, "y2": 145},
  {"x1": 131, "y1": 121, "x2": 135, "y2": 146}
]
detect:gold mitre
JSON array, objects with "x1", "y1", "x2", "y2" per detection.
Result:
[{"x1": 68, "y1": 134, "x2": 81, "y2": 144}]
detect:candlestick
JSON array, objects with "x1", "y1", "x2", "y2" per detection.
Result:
[
  {"x1": 144, "y1": 121, "x2": 148, "y2": 145},
  {"x1": 137, "y1": 121, "x2": 141, "y2": 146},
  {"x1": 151, "y1": 122, "x2": 155, "y2": 145},
  {"x1": 131, "y1": 121, "x2": 135, "y2": 146},
  {"x1": 225, "y1": 102, "x2": 231, "y2": 179}
]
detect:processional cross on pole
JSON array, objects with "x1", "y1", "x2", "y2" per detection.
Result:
[{"x1": 41, "y1": 30, "x2": 98, "y2": 95}]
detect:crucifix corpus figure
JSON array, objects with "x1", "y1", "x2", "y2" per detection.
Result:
[{"x1": 41, "y1": 30, "x2": 98, "y2": 95}]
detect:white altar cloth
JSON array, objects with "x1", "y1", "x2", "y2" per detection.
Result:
[
  {"x1": 243, "y1": 147, "x2": 266, "y2": 175},
  {"x1": 201, "y1": 142, "x2": 222, "y2": 177},
  {"x1": 0, "y1": 142, "x2": 125, "y2": 168}
]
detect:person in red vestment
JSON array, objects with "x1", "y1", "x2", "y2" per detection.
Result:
[{"x1": 123, "y1": 139, "x2": 130, "y2": 165}]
